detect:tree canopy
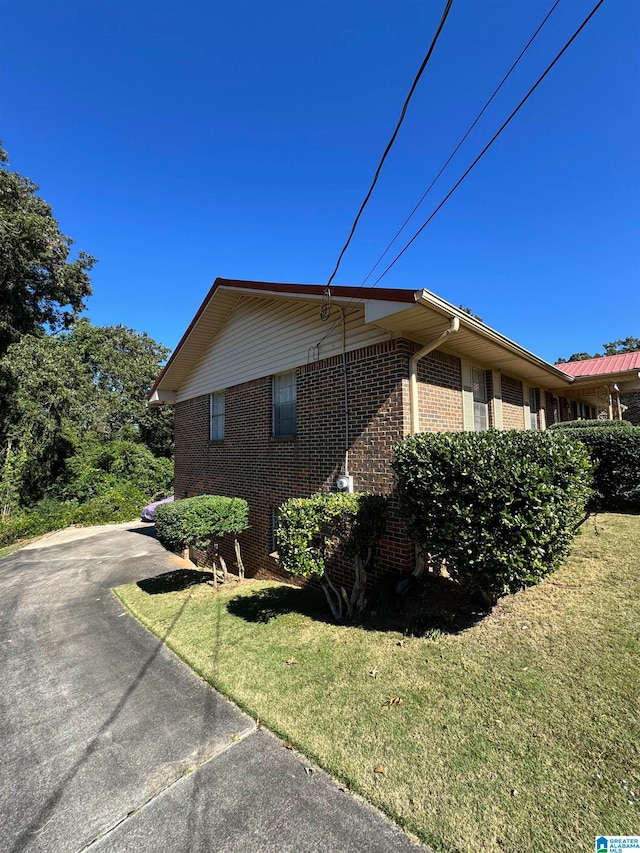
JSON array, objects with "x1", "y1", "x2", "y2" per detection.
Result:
[
  {"x1": 0, "y1": 321, "x2": 173, "y2": 507},
  {"x1": 0, "y1": 142, "x2": 96, "y2": 355},
  {"x1": 0, "y1": 144, "x2": 173, "y2": 537},
  {"x1": 556, "y1": 337, "x2": 640, "y2": 363}
]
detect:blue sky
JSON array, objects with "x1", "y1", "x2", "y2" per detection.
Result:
[{"x1": 1, "y1": 0, "x2": 638, "y2": 364}]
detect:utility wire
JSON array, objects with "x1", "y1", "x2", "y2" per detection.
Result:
[
  {"x1": 315, "y1": 0, "x2": 561, "y2": 346},
  {"x1": 324, "y1": 0, "x2": 454, "y2": 294},
  {"x1": 369, "y1": 0, "x2": 606, "y2": 290},
  {"x1": 360, "y1": 0, "x2": 562, "y2": 289}
]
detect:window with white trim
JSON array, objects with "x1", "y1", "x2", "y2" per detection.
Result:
[
  {"x1": 472, "y1": 367, "x2": 489, "y2": 431},
  {"x1": 209, "y1": 390, "x2": 225, "y2": 441},
  {"x1": 529, "y1": 387, "x2": 538, "y2": 430},
  {"x1": 273, "y1": 370, "x2": 296, "y2": 437}
]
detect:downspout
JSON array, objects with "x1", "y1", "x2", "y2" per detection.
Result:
[
  {"x1": 409, "y1": 315, "x2": 460, "y2": 434},
  {"x1": 341, "y1": 307, "x2": 349, "y2": 476}
]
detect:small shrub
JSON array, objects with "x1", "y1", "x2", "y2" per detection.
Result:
[
  {"x1": 54, "y1": 439, "x2": 173, "y2": 503},
  {"x1": 392, "y1": 431, "x2": 592, "y2": 605},
  {"x1": 548, "y1": 419, "x2": 633, "y2": 431},
  {"x1": 275, "y1": 492, "x2": 386, "y2": 621},
  {"x1": 551, "y1": 426, "x2": 640, "y2": 511},
  {"x1": 0, "y1": 513, "x2": 37, "y2": 547},
  {"x1": 155, "y1": 495, "x2": 249, "y2": 579},
  {"x1": 70, "y1": 482, "x2": 148, "y2": 525},
  {"x1": 0, "y1": 499, "x2": 78, "y2": 547}
]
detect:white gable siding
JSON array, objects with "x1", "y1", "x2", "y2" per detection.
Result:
[{"x1": 176, "y1": 297, "x2": 391, "y2": 403}]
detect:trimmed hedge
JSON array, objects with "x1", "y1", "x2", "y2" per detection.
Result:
[
  {"x1": 275, "y1": 492, "x2": 386, "y2": 621},
  {"x1": 276, "y1": 492, "x2": 385, "y2": 577},
  {"x1": 548, "y1": 419, "x2": 633, "y2": 431},
  {"x1": 155, "y1": 494, "x2": 249, "y2": 553},
  {"x1": 550, "y1": 426, "x2": 640, "y2": 511},
  {"x1": 392, "y1": 430, "x2": 592, "y2": 604}
]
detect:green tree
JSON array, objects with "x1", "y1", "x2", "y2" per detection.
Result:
[
  {"x1": 68, "y1": 320, "x2": 174, "y2": 457},
  {"x1": 556, "y1": 352, "x2": 599, "y2": 364},
  {"x1": 602, "y1": 336, "x2": 640, "y2": 356},
  {"x1": 458, "y1": 305, "x2": 483, "y2": 322},
  {"x1": 0, "y1": 333, "x2": 92, "y2": 504},
  {"x1": 556, "y1": 337, "x2": 639, "y2": 364},
  {"x1": 0, "y1": 143, "x2": 96, "y2": 355},
  {"x1": 0, "y1": 322, "x2": 173, "y2": 506}
]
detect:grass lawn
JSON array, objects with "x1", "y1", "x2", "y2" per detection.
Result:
[{"x1": 115, "y1": 513, "x2": 640, "y2": 853}]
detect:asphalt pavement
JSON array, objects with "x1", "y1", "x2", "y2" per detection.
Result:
[{"x1": 0, "y1": 522, "x2": 426, "y2": 852}]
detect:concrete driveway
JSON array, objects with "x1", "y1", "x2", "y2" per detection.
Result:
[{"x1": 0, "y1": 523, "x2": 425, "y2": 852}]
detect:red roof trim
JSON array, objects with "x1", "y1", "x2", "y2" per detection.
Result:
[{"x1": 149, "y1": 279, "x2": 416, "y2": 399}]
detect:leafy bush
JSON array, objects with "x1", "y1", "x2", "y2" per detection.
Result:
[
  {"x1": 392, "y1": 431, "x2": 592, "y2": 605},
  {"x1": 155, "y1": 495, "x2": 249, "y2": 572},
  {"x1": 548, "y1": 419, "x2": 633, "y2": 431},
  {"x1": 275, "y1": 492, "x2": 386, "y2": 621},
  {"x1": 0, "y1": 512, "x2": 39, "y2": 547},
  {"x1": 0, "y1": 499, "x2": 76, "y2": 547},
  {"x1": 70, "y1": 482, "x2": 149, "y2": 525},
  {"x1": 54, "y1": 439, "x2": 173, "y2": 503},
  {"x1": 550, "y1": 426, "x2": 640, "y2": 511}
]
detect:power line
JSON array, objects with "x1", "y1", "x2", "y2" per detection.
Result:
[
  {"x1": 370, "y1": 0, "x2": 606, "y2": 290},
  {"x1": 324, "y1": 0, "x2": 454, "y2": 295},
  {"x1": 359, "y1": 0, "x2": 562, "y2": 289}
]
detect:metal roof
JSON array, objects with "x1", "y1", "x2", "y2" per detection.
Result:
[{"x1": 556, "y1": 353, "x2": 640, "y2": 377}]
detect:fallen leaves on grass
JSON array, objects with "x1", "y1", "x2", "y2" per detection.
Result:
[
  {"x1": 286, "y1": 657, "x2": 298, "y2": 665},
  {"x1": 382, "y1": 697, "x2": 404, "y2": 708},
  {"x1": 283, "y1": 742, "x2": 294, "y2": 750},
  {"x1": 374, "y1": 766, "x2": 386, "y2": 774}
]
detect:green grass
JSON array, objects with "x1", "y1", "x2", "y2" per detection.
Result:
[
  {"x1": 0, "y1": 542, "x2": 23, "y2": 559},
  {"x1": 115, "y1": 514, "x2": 640, "y2": 853}
]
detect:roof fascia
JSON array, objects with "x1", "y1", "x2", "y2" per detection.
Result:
[
  {"x1": 569, "y1": 370, "x2": 640, "y2": 385},
  {"x1": 148, "y1": 278, "x2": 416, "y2": 400},
  {"x1": 414, "y1": 289, "x2": 574, "y2": 385}
]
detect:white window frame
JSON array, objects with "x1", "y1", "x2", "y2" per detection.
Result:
[
  {"x1": 272, "y1": 370, "x2": 296, "y2": 437},
  {"x1": 209, "y1": 390, "x2": 225, "y2": 441},
  {"x1": 472, "y1": 367, "x2": 489, "y2": 431},
  {"x1": 523, "y1": 384, "x2": 539, "y2": 430}
]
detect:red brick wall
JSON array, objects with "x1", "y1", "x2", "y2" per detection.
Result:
[
  {"x1": 174, "y1": 338, "x2": 416, "y2": 585},
  {"x1": 502, "y1": 374, "x2": 525, "y2": 429},
  {"x1": 415, "y1": 348, "x2": 464, "y2": 432}
]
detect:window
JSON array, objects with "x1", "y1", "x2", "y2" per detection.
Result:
[
  {"x1": 529, "y1": 387, "x2": 538, "y2": 430},
  {"x1": 273, "y1": 370, "x2": 296, "y2": 436},
  {"x1": 472, "y1": 367, "x2": 489, "y2": 431},
  {"x1": 209, "y1": 391, "x2": 225, "y2": 441}
]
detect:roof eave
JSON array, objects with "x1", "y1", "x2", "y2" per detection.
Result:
[{"x1": 413, "y1": 289, "x2": 573, "y2": 385}]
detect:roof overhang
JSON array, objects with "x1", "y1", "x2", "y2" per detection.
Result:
[
  {"x1": 366, "y1": 288, "x2": 574, "y2": 389},
  {"x1": 569, "y1": 370, "x2": 640, "y2": 389},
  {"x1": 149, "y1": 279, "x2": 576, "y2": 405},
  {"x1": 148, "y1": 279, "x2": 415, "y2": 404}
]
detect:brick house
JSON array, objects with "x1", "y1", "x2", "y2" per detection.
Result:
[
  {"x1": 149, "y1": 279, "x2": 597, "y2": 584},
  {"x1": 555, "y1": 353, "x2": 640, "y2": 425}
]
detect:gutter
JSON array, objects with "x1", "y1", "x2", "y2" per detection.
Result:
[
  {"x1": 414, "y1": 289, "x2": 574, "y2": 385},
  {"x1": 409, "y1": 314, "x2": 460, "y2": 434}
]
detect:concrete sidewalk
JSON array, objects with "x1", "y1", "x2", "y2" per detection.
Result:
[{"x1": 0, "y1": 523, "x2": 426, "y2": 852}]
